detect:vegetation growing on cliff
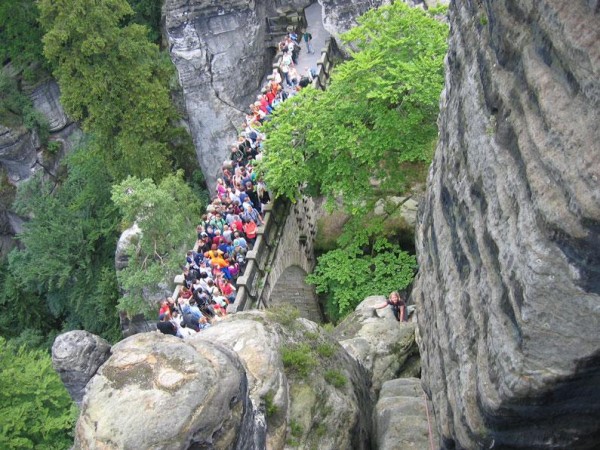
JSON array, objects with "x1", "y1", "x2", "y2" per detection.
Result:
[
  {"x1": 260, "y1": 2, "x2": 447, "y2": 320},
  {"x1": 111, "y1": 173, "x2": 201, "y2": 316},
  {"x1": 2, "y1": 148, "x2": 122, "y2": 344},
  {"x1": 38, "y1": 0, "x2": 190, "y2": 181}
]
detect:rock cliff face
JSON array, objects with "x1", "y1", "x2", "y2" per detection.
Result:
[
  {"x1": 0, "y1": 78, "x2": 81, "y2": 257},
  {"x1": 63, "y1": 299, "x2": 423, "y2": 449},
  {"x1": 165, "y1": 0, "x2": 310, "y2": 189},
  {"x1": 413, "y1": 1, "x2": 600, "y2": 448}
]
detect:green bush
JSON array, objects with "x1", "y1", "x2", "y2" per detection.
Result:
[
  {"x1": 324, "y1": 369, "x2": 347, "y2": 389},
  {"x1": 281, "y1": 343, "x2": 316, "y2": 378},
  {"x1": 316, "y1": 342, "x2": 336, "y2": 358},
  {"x1": 0, "y1": 338, "x2": 77, "y2": 449},
  {"x1": 267, "y1": 305, "x2": 300, "y2": 327},
  {"x1": 264, "y1": 390, "x2": 278, "y2": 418},
  {"x1": 46, "y1": 141, "x2": 62, "y2": 155}
]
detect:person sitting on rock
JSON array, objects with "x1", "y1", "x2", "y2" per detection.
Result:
[{"x1": 374, "y1": 291, "x2": 407, "y2": 322}]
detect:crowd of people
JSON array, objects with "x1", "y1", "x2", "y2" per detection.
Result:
[{"x1": 157, "y1": 30, "x2": 317, "y2": 338}]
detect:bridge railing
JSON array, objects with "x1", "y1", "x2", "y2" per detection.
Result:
[
  {"x1": 312, "y1": 38, "x2": 339, "y2": 90},
  {"x1": 229, "y1": 197, "x2": 290, "y2": 313},
  {"x1": 271, "y1": 37, "x2": 339, "y2": 90}
]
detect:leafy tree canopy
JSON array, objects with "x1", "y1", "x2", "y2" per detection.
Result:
[
  {"x1": 112, "y1": 172, "x2": 202, "y2": 316},
  {"x1": 0, "y1": 337, "x2": 77, "y2": 449},
  {"x1": 128, "y1": 0, "x2": 164, "y2": 44},
  {"x1": 307, "y1": 211, "x2": 417, "y2": 321},
  {"x1": 259, "y1": 1, "x2": 448, "y2": 213},
  {"x1": 0, "y1": 0, "x2": 47, "y2": 80},
  {"x1": 38, "y1": 0, "x2": 182, "y2": 181},
  {"x1": 3, "y1": 146, "x2": 121, "y2": 342}
]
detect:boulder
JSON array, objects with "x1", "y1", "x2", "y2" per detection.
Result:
[
  {"x1": 413, "y1": 0, "x2": 600, "y2": 448},
  {"x1": 29, "y1": 79, "x2": 70, "y2": 133},
  {"x1": 334, "y1": 296, "x2": 420, "y2": 395},
  {"x1": 74, "y1": 332, "x2": 250, "y2": 449},
  {"x1": 51, "y1": 331, "x2": 111, "y2": 406}
]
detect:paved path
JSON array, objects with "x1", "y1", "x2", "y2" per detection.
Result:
[{"x1": 295, "y1": 3, "x2": 331, "y2": 73}]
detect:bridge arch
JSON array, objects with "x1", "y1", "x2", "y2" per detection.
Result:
[
  {"x1": 268, "y1": 265, "x2": 321, "y2": 322},
  {"x1": 231, "y1": 196, "x2": 323, "y2": 323}
]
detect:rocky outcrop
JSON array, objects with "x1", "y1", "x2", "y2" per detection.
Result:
[
  {"x1": 73, "y1": 311, "x2": 373, "y2": 449},
  {"x1": 334, "y1": 296, "x2": 420, "y2": 394},
  {"x1": 0, "y1": 77, "x2": 81, "y2": 255},
  {"x1": 374, "y1": 378, "x2": 438, "y2": 450},
  {"x1": 413, "y1": 1, "x2": 600, "y2": 448},
  {"x1": 319, "y1": 0, "x2": 389, "y2": 40},
  {"x1": 74, "y1": 332, "x2": 250, "y2": 449},
  {"x1": 29, "y1": 79, "x2": 70, "y2": 133},
  {"x1": 51, "y1": 331, "x2": 111, "y2": 406}
]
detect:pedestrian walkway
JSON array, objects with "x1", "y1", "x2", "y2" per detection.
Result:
[
  {"x1": 159, "y1": 5, "x2": 333, "y2": 337},
  {"x1": 296, "y1": 3, "x2": 330, "y2": 73}
]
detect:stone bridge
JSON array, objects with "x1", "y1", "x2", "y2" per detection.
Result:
[{"x1": 229, "y1": 196, "x2": 323, "y2": 322}]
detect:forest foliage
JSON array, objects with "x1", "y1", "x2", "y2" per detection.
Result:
[
  {"x1": 1, "y1": 1, "x2": 193, "y2": 445},
  {"x1": 111, "y1": 173, "x2": 202, "y2": 316},
  {"x1": 0, "y1": 337, "x2": 77, "y2": 449}
]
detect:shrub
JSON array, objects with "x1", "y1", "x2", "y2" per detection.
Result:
[
  {"x1": 267, "y1": 305, "x2": 300, "y2": 327},
  {"x1": 264, "y1": 390, "x2": 278, "y2": 418},
  {"x1": 0, "y1": 338, "x2": 77, "y2": 449},
  {"x1": 324, "y1": 369, "x2": 347, "y2": 389},
  {"x1": 316, "y1": 342, "x2": 336, "y2": 358},
  {"x1": 281, "y1": 343, "x2": 316, "y2": 378}
]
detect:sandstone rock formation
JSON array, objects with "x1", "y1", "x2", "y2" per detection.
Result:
[
  {"x1": 320, "y1": 0, "x2": 390, "y2": 40},
  {"x1": 73, "y1": 311, "x2": 373, "y2": 449},
  {"x1": 0, "y1": 78, "x2": 81, "y2": 256},
  {"x1": 51, "y1": 331, "x2": 111, "y2": 406},
  {"x1": 334, "y1": 296, "x2": 420, "y2": 394},
  {"x1": 374, "y1": 378, "x2": 438, "y2": 450},
  {"x1": 165, "y1": 0, "x2": 311, "y2": 189},
  {"x1": 413, "y1": 1, "x2": 600, "y2": 448},
  {"x1": 74, "y1": 332, "x2": 251, "y2": 449}
]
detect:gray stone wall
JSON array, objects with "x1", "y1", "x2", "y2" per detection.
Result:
[{"x1": 413, "y1": 1, "x2": 600, "y2": 448}]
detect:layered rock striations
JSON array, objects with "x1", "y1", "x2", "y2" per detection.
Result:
[
  {"x1": 0, "y1": 78, "x2": 81, "y2": 257},
  {"x1": 413, "y1": 1, "x2": 600, "y2": 448}
]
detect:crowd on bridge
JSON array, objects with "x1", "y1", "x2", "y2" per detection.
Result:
[{"x1": 157, "y1": 31, "x2": 318, "y2": 338}]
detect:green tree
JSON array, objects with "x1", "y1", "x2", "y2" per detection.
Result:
[
  {"x1": 4, "y1": 146, "x2": 121, "y2": 342},
  {"x1": 0, "y1": 337, "x2": 77, "y2": 449},
  {"x1": 0, "y1": 0, "x2": 47, "y2": 80},
  {"x1": 38, "y1": 0, "x2": 183, "y2": 181},
  {"x1": 128, "y1": 0, "x2": 164, "y2": 44},
  {"x1": 111, "y1": 172, "x2": 202, "y2": 316},
  {"x1": 259, "y1": 1, "x2": 448, "y2": 212},
  {"x1": 307, "y1": 232, "x2": 416, "y2": 322}
]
